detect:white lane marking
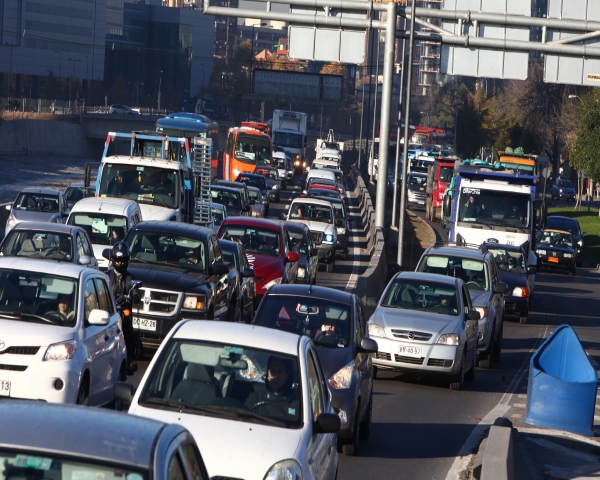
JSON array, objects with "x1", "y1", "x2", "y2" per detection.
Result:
[
  {"x1": 345, "y1": 184, "x2": 360, "y2": 292},
  {"x1": 513, "y1": 403, "x2": 527, "y2": 408},
  {"x1": 444, "y1": 324, "x2": 549, "y2": 480},
  {"x1": 518, "y1": 394, "x2": 527, "y2": 399}
]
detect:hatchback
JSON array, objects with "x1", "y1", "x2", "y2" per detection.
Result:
[
  {"x1": 110, "y1": 104, "x2": 139, "y2": 115},
  {"x1": 551, "y1": 178, "x2": 575, "y2": 201}
]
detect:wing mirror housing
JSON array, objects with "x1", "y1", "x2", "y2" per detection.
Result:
[
  {"x1": 467, "y1": 309, "x2": 481, "y2": 321},
  {"x1": 313, "y1": 412, "x2": 340, "y2": 434},
  {"x1": 213, "y1": 262, "x2": 230, "y2": 275},
  {"x1": 130, "y1": 280, "x2": 142, "y2": 295},
  {"x1": 493, "y1": 282, "x2": 508, "y2": 294},
  {"x1": 279, "y1": 212, "x2": 287, "y2": 220},
  {"x1": 5, "y1": 204, "x2": 11, "y2": 211},
  {"x1": 527, "y1": 266, "x2": 537, "y2": 275},
  {"x1": 359, "y1": 337, "x2": 378, "y2": 353},
  {"x1": 335, "y1": 218, "x2": 343, "y2": 227},
  {"x1": 286, "y1": 252, "x2": 299, "y2": 263},
  {"x1": 242, "y1": 267, "x2": 255, "y2": 278},
  {"x1": 88, "y1": 309, "x2": 110, "y2": 326},
  {"x1": 78, "y1": 255, "x2": 92, "y2": 266},
  {"x1": 113, "y1": 382, "x2": 134, "y2": 406},
  {"x1": 310, "y1": 247, "x2": 318, "y2": 257},
  {"x1": 102, "y1": 248, "x2": 111, "y2": 260}
]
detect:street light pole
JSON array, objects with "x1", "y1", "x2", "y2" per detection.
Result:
[
  {"x1": 54, "y1": 51, "x2": 62, "y2": 78},
  {"x1": 158, "y1": 70, "x2": 163, "y2": 111}
]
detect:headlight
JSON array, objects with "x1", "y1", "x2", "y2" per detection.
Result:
[
  {"x1": 295, "y1": 160, "x2": 300, "y2": 166},
  {"x1": 264, "y1": 459, "x2": 302, "y2": 480},
  {"x1": 272, "y1": 185, "x2": 279, "y2": 190},
  {"x1": 6, "y1": 215, "x2": 15, "y2": 230},
  {"x1": 563, "y1": 253, "x2": 573, "y2": 258},
  {"x1": 302, "y1": 161, "x2": 306, "y2": 167},
  {"x1": 324, "y1": 234, "x2": 334, "y2": 243},
  {"x1": 262, "y1": 194, "x2": 268, "y2": 201},
  {"x1": 475, "y1": 307, "x2": 489, "y2": 319},
  {"x1": 559, "y1": 189, "x2": 563, "y2": 192},
  {"x1": 183, "y1": 295, "x2": 206, "y2": 311},
  {"x1": 577, "y1": 240, "x2": 583, "y2": 247},
  {"x1": 44, "y1": 339, "x2": 78, "y2": 361},
  {"x1": 536, "y1": 249, "x2": 546, "y2": 255},
  {"x1": 513, "y1": 286, "x2": 527, "y2": 298},
  {"x1": 368, "y1": 323, "x2": 385, "y2": 337},
  {"x1": 338, "y1": 188, "x2": 344, "y2": 194},
  {"x1": 328, "y1": 361, "x2": 354, "y2": 389},
  {"x1": 437, "y1": 334, "x2": 460, "y2": 345},
  {"x1": 263, "y1": 277, "x2": 282, "y2": 290},
  {"x1": 297, "y1": 267, "x2": 305, "y2": 278},
  {"x1": 336, "y1": 227, "x2": 346, "y2": 235}
]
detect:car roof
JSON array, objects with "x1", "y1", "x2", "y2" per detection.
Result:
[
  {"x1": 0, "y1": 401, "x2": 172, "y2": 469},
  {"x1": 210, "y1": 185, "x2": 240, "y2": 194},
  {"x1": 394, "y1": 271, "x2": 461, "y2": 287},
  {"x1": 482, "y1": 242, "x2": 524, "y2": 253},
  {"x1": 174, "y1": 320, "x2": 302, "y2": 356},
  {"x1": 314, "y1": 196, "x2": 343, "y2": 206},
  {"x1": 237, "y1": 173, "x2": 264, "y2": 180},
  {"x1": 292, "y1": 197, "x2": 333, "y2": 207},
  {"x1": 19, "y1": 187, "x2": 61, "y2": 195},
  {"x1": 131, "y1": 221, "x2": 215, "y2": 238},
  {"x1": 246, "y1": 186, "x2": 261, "y2": 193},
  {"x1": 215, "y1": 180, "x2": 247, "y2": 189},
  {"x1": 221, "y1": 216, "x2": 283, "y2": 230},
  {"x1": 8, "y1": 221, "x2": 83, "y2": 235},
  {"x1": 267, "y1": 284, "x2": 353, "y2": 304},
  {"x1": 307, "y1": 169, "x2": 336, "y2": 179},
  {"x1": 284, "y1": 221, "x2": 309, "y2": 233},
  {"x1": 0, "y1": 256, "x2": 91, "y2": 278},
  {"x1": 69, "y1": 197, "x2": 139, "y2": 215},
  {"x1": 219, "y1": 239, "x2": 240, "y2": 251},
  {"x1": 424, "y1": 244, "x2": 489, "y2": 260},
  {"x1": 103, "y1": 155, "x2": 183, "y2": 170}
]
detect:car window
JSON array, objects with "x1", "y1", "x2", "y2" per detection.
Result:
[
  {"x1": 180, "y1": 443, "x2": 208, "y2": 480},
  {"x1": 84, "y1": 278, "x2": 100, "y2": 323},
  {"x1": 219, "y1": 225, "x2": 281, "y2": 258},
  {"x1": 167, "y1": 453, "x2": 185, "y2": 480},
  {"x1": 94, "y1": 278, "x2": 114, "y2": 314},
  {"x1": 417, "y1": 255, "x2": 489, "y2": 292},
  {"x1": 381, "y1": 277, "x2": 460, "y2": 316},
  {"x1": 76, "y1": 234, "x2": 86, "y2": 258},
  {"x1": 307, "y1": 349, "x2": 325, "y2": 424},
  {"x1": 221, "y1": 245, "x2": 238, "y2": 270},
  {"x1": 462, "y1": 285, "x2": 470, "y2": 311},
  {"x1": 289, "y1": 231, "x2": 308, "y2": 255}
]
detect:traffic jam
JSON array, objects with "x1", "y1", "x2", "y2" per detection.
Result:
[{"x1": 0, "y1": 112, "x2": 589, "y2": 480}]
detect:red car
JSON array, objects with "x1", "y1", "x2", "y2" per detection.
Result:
[{"x1": 217, "y1": 217, "x2": 299, "y2": 307}]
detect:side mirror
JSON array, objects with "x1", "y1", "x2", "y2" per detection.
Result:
[
  {"x1": 242, "y1": 267, "x2": 255, "y2": 278},
  {"x1": 467, "y1": 309, "x2": 481, "y2": 321},
  {"x1": 102, "y1": 248, "x2": 111, "y2": 260},
  {"x1": 313, "y1": 412, "x2": 340, "y2": 434},
  {"x1": 583, "y1": 232, "x2": 587, "y2": 238},
  {"x1": 88, "y1": 309, "x2": 110, "y2": 326},
  {"x1": 302, "y1": 190, "x2": 307, "y2": 195},
  {"x1": 4, "y1": 204, "x2": 11, "y2": 211},
  {"x1": 310, "y1": 247, "x2": 318, "y2": 257},
  {"x1": 213, "y1": 262, "x2": 230, "y2": 275},
  {"x1": 359, "y1": 337, "x2": 378, "y2": 353},
  {"x1": 130, "y1": 280, "x2": 143, "y2": 293},
  {"x1": 78, "y1": 255, "x2": 92, "y2": 266},
  {"x1": 336, "y1": 218, "x2": 343, "y2": 227},
  {"x1": 286, "y1": 251, "x2": 299, "y2": 263},
  {"x1": 527, "y1": 266, "x2": 537, "y2": 275},
  {"x1": 279, "y1": 212, "x2": 287, "y2": 220},
  {"x1": 365, "y1": 297, "x2": 379, "y2": 308},
  {"x1": 113, "y1": 382, "x2": 134, "y2": 405},
  {"x1": 442, "y1": 193, "x2": 452, "y2": 218},
  {"x1": 242, "y1": 205, "x2": 251, "y2": 213},
  {"x1": 493, "y1": 282, "x2": 508, "y2": 295}
]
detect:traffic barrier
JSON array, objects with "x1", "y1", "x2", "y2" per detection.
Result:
[
  {"x1": 523, "y1": 324, "x2": 598, "y2": 436},
  {"x1": 473, "y1": 418, "x2": 514, "y2": 480}
]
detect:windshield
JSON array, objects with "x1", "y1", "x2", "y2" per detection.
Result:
[
  {"x1": 0, "y1": 269, "x2": 79, "y2": 327},
  {"x1": 139, "y1": 340, "x2": 302, "y2": 428},
  {"x1": 64, "y1": 186, "x2": 95, "y2": 204},
  {"x1": 126, "y1": 230, "x2": 206, "y2": 272},
  {"x1": 0, "y1": 449, "x2": 149, "y2": 480},
  {"x1": 221, "y1": 245, "x2": 238, "y2": 269},
  {"x1": 537, "y1": 231, "x2": 574, "y2": 248},
  {"x1": 1, "y1": 231, "x2": 74, "y2": 261},
  {"x1": 272, "y1": 157, "x2": 286, "y2": 168},
  {"x1": 210, "y1": 189, "x2": 241, "y2": 214},
  {"x1": 545, "y1": 218, "x2": 580, "y2": 235},
  {"x1": 98, "y1": 164, "x2": 180, "y2": 209},
  {"x1": 238, "y1": 176, "x2": 266, "y2": 191},
  {"x1": 219, "y1": 226, "x2": 281, "y2": 258},
  {"x1": 381, "y1": 278, "x2": 459, "y2": 316},
  {"x1": 255, "y1": 168, "x2": 279, "y2": 180},
  {"x1": 248, "y1": 189, "x2": 260, "y2": 202},
  {"x1": 486, "y1": 248, "x2": 526, "y2": 273},
  {"x1": 234, "y1": 135, "x2": 271, "y2": 165},
  {"x1": 417, "y1": 255, "x2": 489, "y2": 291},
  {"x1": 289, "y1": 203, "x2": 333, "y2": 224},
  {"x1": 273, "y1": 131, "x2": 303, "y2": 149},
  {"x1": 211, "y1": 207, "x2": 225, "y2": 226},
  {"x1": 289, "y1": 231, "x2": 308, "y2": 256},
  {"x1": 459, "y1": 189, "x2": 531, "y2": 228},
  {"x1": 257, "y1": 296, "x2": 351, "y2": 347},
  {"x1": 322, "y1": 142, "x2": 339, "y2": 150},
  {"x1": 307, "y1": 190, "x2": 339, "y2": 201},
  {"x1": 13, "y1": 193, "x2": 60, "y2": 213},
  {"x1": 439, "y1": 166, "x2": 454, "y2": 182},
  {"x1": 409, "y1": 175, "x2": 427, "y2": 187},
  {"x1": 68, "y1": 213, "x2": 127, "y2": 246}
]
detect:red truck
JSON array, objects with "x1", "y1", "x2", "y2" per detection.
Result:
[{"x1": 425, "y1": 155, "x2": 460, "y2": 223}]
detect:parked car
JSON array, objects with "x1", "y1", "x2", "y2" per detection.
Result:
[
  {"x1": 535, "y1": 229, "x2": 577, "y2": 275},
  {"x1": 6, "y1": 187, "x2": 70, "y2": 231},
  {"x1": 368, "y1": 272, "x2": 480, "y2": 390},
  {"x1": 255, "y1": 166, "x2": 283, "y2": 202},
  {"x1": 210, "y1": 185, "x2": 250, "y2": 217},
  {"x1": 116, "y1": 320, "x2": 340, "y2": 480},
  {"x1": 254, "y1": 284, "x2": 377, "y2": 455},
  {"x1": 236, "y1": 172, "x2": 270, "y2": 215},
  {"x1": 416, "y1": 244, "x2": 507, "y2": 369},
  {"x1": 218, "y1": 216, "x2": 298, "y2": 306},
  {"x1": 0, "y1": 401, "x2": 209, "y2": 480},
  {"x1": 220, "y1": 239, "x2": 256, "y2": 322},
  {"x1": 0, "y1": 222, "x2": 98, "y2": 269},
  {"x1": 285, "y1": 221, "x2": 319, "y2": 285},
  {"x1": 0, "y1": 257, "x2": 129, "y2": 404},
  {"x1": 551, "y1": 178, "x2": 576, "y2": 201},
  {"x1": 406, "y1": 172, "x2": 428, "y2": 210},
  {"x1": 64, "y1": 182, "x2": 96, "y2": 208},
  {"x1": 109, "y1": 104, "x2": 140, "y2": 115},
  {"x1": 247, "y1": 186, "x2": 265, "y2": 217},
  {"x1": 545, "y1": 215, "x2": 586, "y2": 266}
]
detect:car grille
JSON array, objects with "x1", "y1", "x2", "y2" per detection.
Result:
[
  {"x1": 391, "y1": 330, "x2": 432, "y2": 341},
  {"x1": 427, "y1": 358, "x2": 453, "y2": 367},
  {"x1": 0, "y1": 346, "x2": 40, "y2": 355},
  {"x1": 375, "y1": 352, "x2": 391, "y2": 361},
  {"x1": 0, "y1": 364, "x2": 27, "y2": 371},
  {"x1": 394, "y1": 354, "x2": 424, "y2": 365},
  {"x1": 134, "y1": 288, "x2": 181, "y2": 316},
  {"x1": 310, "y1": 231, "x2": 324, "y2": 245},
  {"x1": 550, "y1": 251, "x2": 563, "y2": 258}
]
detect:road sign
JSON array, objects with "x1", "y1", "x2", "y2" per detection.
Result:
[{"x1": 542, "y1": 167, "x2": 551, "y2": 179}]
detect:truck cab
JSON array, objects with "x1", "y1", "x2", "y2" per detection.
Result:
[
  {"x1": 271, "y1": 110, "x2": 307, "y2": 173},
  {"x1": 425, "y1": 155, "x2": 459, "y2": 222}
]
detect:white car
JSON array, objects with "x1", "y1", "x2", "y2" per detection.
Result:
[
  {"x1": 272, "y1": 151, "x2": 294, "y2": 183},
  {"x1": 109, "y1": 104, "x2": 139, "y2": 115},
  {"x1": 119, "y1": 320, "x2": 340, "y2": 480},
  {"x1": 0, "y1": 257, "x2": 128, "y2": 405}
]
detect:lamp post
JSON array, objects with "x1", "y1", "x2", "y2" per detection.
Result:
[
  {"x1": 68, "y1": 58, "x2": 81, "y2": 108},
  {"x1": 5, "y1": 44, "x2": 13, "y2": 100},
  {"x1": 158, "y1": 70, "x2": 163, "y2": 111}
]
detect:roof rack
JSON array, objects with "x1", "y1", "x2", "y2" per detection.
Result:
[{"x1": 434, "y1": 241, "x2": 484, "y2": 251}]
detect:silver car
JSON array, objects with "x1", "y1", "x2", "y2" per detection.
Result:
[
  {"x1": 247, "y1": 186, "x2": 265, "y2": 217},
  {"x1": 6, "y1": 187, "x2": 69, "y2": 231},
  {"x1": 368, "y1": 272, "x2": 480, "y2": 390}
]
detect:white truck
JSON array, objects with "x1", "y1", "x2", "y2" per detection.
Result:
[
  {"x1": 315, "y1": 129, "x2": 343, "y2": 159},
  {"x1": 368, "y1": 138, "x2": 380, "y2": 182},
  {"x1": 271, "y1": 110, "x2": 307, "y2": 174}
]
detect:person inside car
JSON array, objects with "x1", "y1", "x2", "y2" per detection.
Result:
[
  {"x1": 507, "y1": 257, "x2": 517, "y2": 270},
  {"x1": 259, "y1": 235, "x2": 279, "y2": 255},
  {"x1": 505, "y1": 203, "x2": 525, "y2": 222},
  {"x1": 180, "y1": 248, "x2": 201, "y2": 267},
  {"x1": 57, "y1": 294, "x2": 76, "y2": 322}
]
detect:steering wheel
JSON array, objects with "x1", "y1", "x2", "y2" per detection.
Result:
[
  {"x1": 153, "y1": 187, "x2": 169, "y2": 195},
  {"x1": 250, "y1": 400, "x2": 287, "y2": 416},
  {"x1": 465, "y1": 281, "x2": 483, "y2": 290},
  {"x1": 45, "y1": 311, "x2": 68, "y2": 323},
  {"x1": 315, "y1": 329, "x2": 342, "y2": 344}
]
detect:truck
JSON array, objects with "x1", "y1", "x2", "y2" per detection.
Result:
[
  {"x1": 367, "y1": 138, "x2": 380, "y2": 181},
  {"x1": 271, "y1": 110, "x2": 307, "y2": 174},
  {"x1": 315, "y1": 129, "x2": 343, "y2": 159},
  {"x1": 425, "y1": 155, "x2": 460, "y2": 222}
]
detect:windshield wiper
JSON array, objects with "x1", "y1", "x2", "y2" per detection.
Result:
[
  {"x1": 380, "y1": 304, "x2": 403, "y2": 309},
  {"x1": 208, "y1": 405, "x2": 289, "y2": 428}
]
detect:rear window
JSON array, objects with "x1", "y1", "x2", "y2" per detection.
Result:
[
  {"x1": 219, "y1": 225, "x2": 281, "y2": 257},
  {"x1": 545, "y1": 218, "x2": 579, "y2": 235}
]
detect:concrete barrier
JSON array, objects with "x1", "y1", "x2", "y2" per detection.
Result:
[{"x1": 473, "y1": 418, "x2": 515, "y2": 480}]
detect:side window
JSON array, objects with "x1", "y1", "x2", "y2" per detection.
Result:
[
  {"x1": 208, "y1": 239, "x2": 215, "y2": 267},
  {"x1": 94, "y1": 278, "x2": 114, "y2": 314},
  {"x1": 84, "y1": 279, "x2": 100, "y2": 323},
  {"x1": 76, "y1": 234, "x2": 86, "y2": 258},
  {"x1": 167, "y1": 453, "x2": 185, "y2": 480},
  {"x1": 239, "y1": 248, "x2": 248, "y2": 269},
  {"x1": 180, "y1": 443, "x2": 207, "y2": 480},
  {"x1": 283, "y1": 229, "x2": 290, "y2": 254},
  {"x1": 212, "y1": 237, "x2": 222, "y2": 262},
  {"x1": 356, "y1": 301, "x2": 364, "y2": 344},
  {"x1": 306, "y1": 349, "x2": 325, "y2": 424},
  {"x1": 84, "y1": 236, "x2": 94, "y2": 256}
]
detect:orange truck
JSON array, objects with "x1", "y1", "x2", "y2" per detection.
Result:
[{"x1": 222, "y1": 125, "x2": 272, "y2": 181}]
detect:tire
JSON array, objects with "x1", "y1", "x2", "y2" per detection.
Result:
[
  {"x1": 570, "y1": 266, "x2": 576, "y2": 276},
  {"x1": 431, "y1": 207, "x2": 438, "y2": 222},
  {"x1": 465, "y1": 352, "x2": 476, "y2": 381},
  {"x1": 342, "y1": 401, "x2": 361, "y2": 456},
  {"x1": 326, "y1": 260, "x2": 335, "y2": 273},
  {"x1": 449, "y1": 353, "x2": 466, "y2": 390},
  {"x1": 341, "y1": 250, "x2": 348, "y2": 261},
  {"x1": 359, "y1": 392, "x2": 372, "y2": 440},
  {"x1": 76, "y1": 376, "x2": 90, "y2": 405},
  {"x1": 478, "y1": 341, "x2": 493, "y2": 370},
  {"x1": 519, "y1": 315, "x2": 528, "y2": 324},
  {"x1": 493, "y1": 325, "x2": 503, "y2": 362}
]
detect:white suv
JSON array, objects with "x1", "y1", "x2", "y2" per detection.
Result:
[{"x1": 0, "y1": 257, "x2": 127, "y2": 405}]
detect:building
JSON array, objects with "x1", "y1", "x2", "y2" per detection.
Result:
[
  {"x1": 236, "y1": 21, "x2": 287, "y2": 56},
  {"x1": 213, "y1": 0, "x2": 239, "y2": 60}
]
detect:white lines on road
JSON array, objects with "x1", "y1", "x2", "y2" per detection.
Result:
[
  {"x1": 513, "y1": 403, "x2": 527, "y2": 408},
  {"x1": 518, "y1": 394, "x2": 527, "y2": 399}
]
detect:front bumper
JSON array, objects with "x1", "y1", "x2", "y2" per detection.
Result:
[
  {"x1": 556, "y1": 191, "x2": 575, "y2": 200},
  {"x1": 134, "y1": 311, "x2": 208, "y2": 346},
  {"x1": 408, "y1": 193, "x2": 426, "y2": 207},
  {"x1": 268, "y1": 191, "x2": 280, "y2": 202},
  {"x1": 537, "y1": 255, "x2": 575, "y2": 271},
  {"x1": 504, "y1": 296, "x2": 529, "y2": 317},
  {"x1": 316, "y1": 243, "x2": 336, "y2": 263}
]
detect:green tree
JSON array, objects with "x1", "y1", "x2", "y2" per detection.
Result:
[
  {"x1": 570, "y1": 88, "x2": 600, "y2": 184},
  {"x1": 90, "y1": 81, "x2": 106, "y2": 107}
]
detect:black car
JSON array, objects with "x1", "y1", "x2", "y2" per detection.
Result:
[
  {"x1": 551, "y1": 178, "x2": 576, "y2": 201},
  {"x1": 219, "y1": 239, "x2": 256, "y2": 322},
  {"x1": 545, "y1": 215, "x2": 586, "y2": 266},
  {"x1": 285, "y1": 221, "x2": 319, "y2": 285},
  {"x1": 109, "y1": 221, "x2": 234, "y2": 346},
  {"x1": 210, "y1": 185, "x2": 250, "y2": 217},
  {"x1": 483, "y1": 243, "x2": 536, "y2": 324},
  {"x1": 255, "y1": 166, "x2": 283, "y2": 202},
  {"x1": 236, "y1": 172, "x2": 270, "y2": 215},
  {"x1": 213, "y1": 180, "x2": 252, "y2": 212},
  {"x1": 314, "y1": 196, "x2": 350, "y2": 260},
  {"x1": 535, "y1": 229, "x2": 577, "y2": 275},
  {"x1": 253, "y1": 284, "x2": 378, "y2": 456}
]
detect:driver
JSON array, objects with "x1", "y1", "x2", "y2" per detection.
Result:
[
  {"x1": 316, "y1": 318, "x2": 346, "y2": 345},
  {"x1": 108, "y1": 172, "x2": 127, "y2": 196},
  {"x1": 259, "y1": 235, "x2": 279, "y2": 255},
  {"x1": 155, "y1": 171, "x2": 175, "y2": 197},
  {"x1": 57, "y1": 294, "x2": 75, "y2": 321},
  {"x1": 180, "y1": 248, "x2": 201, "y2": 266},
  {"x1": 470, "y1": 270, "x2": 486, "y2": 289},
  {"x1": 50, "y1": 236, "x2": 72, "y2": 260},
  {"x1": 507, "y1": 257, "x2": 517, "y2": 270}
]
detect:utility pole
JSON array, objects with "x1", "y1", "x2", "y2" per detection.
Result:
[
  {"x1": 158, "y1": 70, "x2": 163, "y2": 111},
  {"x1": 392, "y1": 15, "x2": 407, "y2": 229},
  {"x1": 370, "y1": 27, "x2": 382, "y2": 183}
]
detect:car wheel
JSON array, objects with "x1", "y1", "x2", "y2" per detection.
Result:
[
  {"x1": 449, "y1": 353, "x2": 466, "y2": 390},
  {"x1": 520, "y1": 315, "x2": 528, "y2": 324},
  {"x1": 570, "y1": 266, "x2": 576, "y2": 276},
  {"x1": 76, "y1": 376, "x2": 90, "y2": 405},
  {"x1": 342, "y1": 401, "x2": 361, "y2": 456},
  {"x1": 359, "y1": 392, "x2": 372, "y2": 440},
  {"x1": 478, "y1": 340, "x2": 494, "y2": 370},
  {"x1": 341, "y1": 250, "x2": 348, "y2": 261},
  {"x1": 326, "y1": 260, "x2": 335, "y2": 273},
  {"x1": 493, "y1": 325, "x2": 502, "y2": 362},
  {"x1": 465, "y1": 349, "x2": 476, "y2": 381}
]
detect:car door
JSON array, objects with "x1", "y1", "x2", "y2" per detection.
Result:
[
  {"x1": 355, "y1": 301, "x2": 372, "y2": 411},
  {"x1": 211, "y1": 236, "x2": 229, "y2": 319},
  {"x1": 490, "y1": 260, "x2": 504, "y2": 331},
  {"x1": 76, "y1": 232, "x2": 98, "y2": 269},
  {"x1": 306, "y1": 229, "x2": 318, "y2": 280},
  {"x1": 238, "y1": 245, "x2": 254, "y2": 315},
  {"x1": 462, "y1": 285, "x2": 478, "y2": 361}
]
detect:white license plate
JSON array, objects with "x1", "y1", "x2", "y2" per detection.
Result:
[
  {"x1": 417, "y1": 201, "x2": 425, "y2": 205},
  {"x1": 133, "y1": 317, "x2": 157, "y2": 331},
  {"x1": 0, "y1": 380, "x2": 10, "y2": 397},
  {"x1": 398, "y1": 345, "x2": 423, "y2": 358}
]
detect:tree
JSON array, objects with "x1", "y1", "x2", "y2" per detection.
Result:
[
  {"x1": 90, "y1": 81, "x2": 106, "y2": 107},
  {"x1": 320, "y1": 63, "x2": 345, "y2": 76},
  {"x1": 107, "y1": 75, "x2": 130, "y2": 105}
]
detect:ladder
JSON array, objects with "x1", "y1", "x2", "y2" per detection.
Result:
[{"x1": 192, "y1": 137, "x2": 213, "y2": 228}]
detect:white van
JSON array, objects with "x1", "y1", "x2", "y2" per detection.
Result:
[{"x1": 67, "y1": 197, "x2": 142, "y2": 270}]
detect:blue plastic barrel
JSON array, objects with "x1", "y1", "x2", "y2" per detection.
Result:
[{"x1": 524, "y1": 325, "x2": 598, "y2": 436}]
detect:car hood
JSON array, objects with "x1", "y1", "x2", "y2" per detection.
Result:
[
  {"x1": 374, "y1": 308, "x2": 458, "y2": 337},
  {"x1": 130, "y1": 406, "x2": 303, "y2": 480},
  {"x1": 244, "y1": 252, "x2": 284, "y2": 277},
  {"x1": 265, "y1": 179, "x2": 279, "y2": 189},
  {"x1": 91, "y1": 244, "x2": 108, "y2": 268},
  {"x1": 287, "y1": 218, "x2": 334, "y2": 235},
  {"x1": 499, "y1": 271, "x2": 527, "y2": 289},
  {"x1": 127, "y1": 263, "x2": 210, "y2": 292},
  {"x1": 467, "y1": 289, "x2": 491, "y2": 307},
  {"x1": 138, "y1": 204, "x2": 176, "y2": 221},
  {"x1": 276, "y1": 168, "x2": 287, "y2": 178},
  {"x1": 314, "y1": 345, "x2": 352, "y2": 378},
  {"x1": 0, "y1": 317, "x2": 74, "y2": 347},
  {"x1": 11, "y1": 210, "x2": 61, "y2": 223}
]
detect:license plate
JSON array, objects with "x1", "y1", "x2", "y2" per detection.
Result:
[
  {"x1": 417, "y1": 201, "x2": 425, "y2": 205},
  {"x1": 0, "y1": 380, "x2": 10, "y2": 397},
  {"x1": 398, "y1": 345, "x2": 423, "y2": 358},
  {"x1": 548, "y1": 257, "x2": 559, "y2": 263},
  {"x1": 133, "y1": 317, "x2": 157, "y2": 331}
]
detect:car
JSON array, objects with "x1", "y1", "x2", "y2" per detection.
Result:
[
  {"x1": 283, "y1": 197, "x2": 338, "y2": 272},
  {"x1": 116, "y1": 320, "x2": 340, "y2": 480},
  {"x1": 272, "y1": 152, "x2": 293, "y2": 185},
  {"x1": 0, "y1": 401, "x2": 209, "y2": 480},
  {"x1": 551, "y1": 178, "x2": 576, "y2": 201},
  {"x1": 213, "y1": 180, "x2": 252, "y2": 213},
  {"x1": 535, "y1": 229, "x2": 577, "y2": 275},
  {"x1": 220, "y1": 239, "x2": 256, "y2": 322},
  {"x1": 313, "y1": 196, "x2": 350, "y2": 260},
  {"x1": 0, "y1": 257, "x2": 128, "y2": 404},
  {"x1": 67, "y1": 197, "x2": 142, "y2": 270},
  {"x1": 109, "y1": 104, "x2": 140, "y2": 115},
  {"x1": 406, "y1": 172, "x2": 428, "y2": 209},
  {"x1": 210, "y1": 185, "x2": 250, "y2": 217},
  {"x1": 210, "y1": 202, "x2": 228, "y2": 231},
  {"x1": 545, "y1": 215, "x2": 586, "y2": 266},
  {"x1": 285, "y1": 221, "x2": 319, "y2": 285},
  {"x1": 304, "y1": 187, "x2": 348, "y2": 206},
  {"x1": 236, "y1": 172, "x2": 270, "y2": 215},
  {"x1": 368, "y1": 272, "x2": 480, "y2": 390},
  {"x1": 0, "y1": 222, "x2": 98, "y2": 269},
  {"x1": 305, "y1": 178, "x2": 340, "y2": 194},
  {"x1": 255, "y1": 166, "x2": 283, "y2": 203},
  {"x1": 64, "y1": 182, "x2": 96, "y2": 208},
  {"x1": 247, "y1": 186, "x2": 265, "y2": 217},
  {"x1": 5, "y1": 187, "x2": 70, "y2": 231},
  {"x1": 416, "y1": 244, "x2": 507, "y2": 369},
  {"x1": 254, "y1": 284, "x2": 377, "y2": 455},
  {"x1": 482, "y1": 243, "x2": 536, "y2": 324}
]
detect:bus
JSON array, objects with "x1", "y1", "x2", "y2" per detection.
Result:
[{"x1": 223, "y1": 125, "x2": 272, "y2": 181}]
